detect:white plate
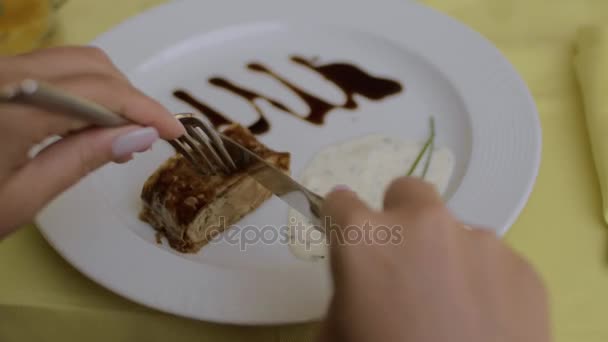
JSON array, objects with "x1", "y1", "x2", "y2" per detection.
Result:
[{"x1": 37, "y1": 0, "x2": 541, "y2": 324}]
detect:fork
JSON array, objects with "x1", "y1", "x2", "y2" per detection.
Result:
[
  {"x1": 168, "y1": 113, "x2": 238, "y2": 176},
  {"x1": 1, "y1": 79, "x2": 325, "y2": 223}
]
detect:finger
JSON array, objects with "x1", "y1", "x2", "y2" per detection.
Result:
[
  {"x1": 0, "y1": 125, "x2": 158, "y2": 235},
  {"x1": 322, "y1": 185, "x2": 374, "y2": 229},
  {"x1": 0, "y1": 102, "x2": 88, "y2": 142},
  {"x1": 8, "y1": 46, "x2": 127, "y2": 81},
  {"x1": 0, "y1": 71, "x2": 181, "y2": 146},
  {"x1": 0, "y1": 71, "x2": 183, "y2": 144},
  {"x1": 52, "y1": 74, "x2": 185, "y2": 139},
  {"x1": 383, "y1": 176, "x2": 444, "y2": 214},
  {"x1": 0, "y1": 71, "x2": 182, "y2": 178},
  {"x1": 0, "y1": 103, "x2": 87, "y2": 185}
]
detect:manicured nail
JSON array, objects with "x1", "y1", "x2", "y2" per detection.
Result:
[
  {"x1": 332, "y1": 184, "x2": 352, "y2": 192},
  {"x1": 112, "y1": 127, "x2": 159, "y2": 160}
]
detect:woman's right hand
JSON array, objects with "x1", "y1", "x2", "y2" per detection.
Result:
[{"x1": 319, "y1": 177, "x2": 551, "y2": 342}]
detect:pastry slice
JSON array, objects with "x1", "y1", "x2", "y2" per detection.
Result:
[{"x1": 140, "y1": 124, "x2": 290, "y2": 253}]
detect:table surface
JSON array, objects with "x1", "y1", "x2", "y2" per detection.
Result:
[{"x1": 2, "y1": 0, "x2": 608, "y2": 341}]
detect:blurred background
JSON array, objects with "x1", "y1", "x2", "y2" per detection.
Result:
[{"x1": 0, "y1": 0, "x2": 164, "y2": 54}]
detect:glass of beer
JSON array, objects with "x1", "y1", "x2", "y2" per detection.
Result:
[{"x1": 0, "y1": 0, "x2": 65, "y2": 55}]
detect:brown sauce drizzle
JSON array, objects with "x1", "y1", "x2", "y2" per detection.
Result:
[
  {"x1": 173, "y1": 55, "x2": 403, "y2": 135},
  {"x1": 173, "y1": 90, "x2": 231, "y2": 128}
]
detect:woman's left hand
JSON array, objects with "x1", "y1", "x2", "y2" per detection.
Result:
[{"x1": 0, "y1": 46, "x2": 185, "y2": 237}]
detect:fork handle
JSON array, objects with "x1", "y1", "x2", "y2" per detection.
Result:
[{"x1": 1, "y1": 79, "x2": 130, "y2": 127}]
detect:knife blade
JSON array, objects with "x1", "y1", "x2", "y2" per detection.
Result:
[{"x1": 220, "y1": 134, "x2": 324, "y2": 225}]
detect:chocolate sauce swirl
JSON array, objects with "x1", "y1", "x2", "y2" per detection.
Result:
[{"x1": 174, "y1": 55, "x2": 403, "y2": 134}]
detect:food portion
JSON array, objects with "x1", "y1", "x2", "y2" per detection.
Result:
[
  {"x1": 288, "y1": 134, "x2": 454, "y2": 261},
  {"x1": 140, "y1": 124, "x2": 290, "y2": 253}
]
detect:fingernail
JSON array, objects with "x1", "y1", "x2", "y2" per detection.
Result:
[
  {"x1": 112, "y1": 127, "x2": 159, "y2": 160},
  {"x1": 332, "y1": 184, "x2": 351, "y2": 192}
]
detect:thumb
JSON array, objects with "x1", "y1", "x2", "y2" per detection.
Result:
[
  {"x1": 321, "y1": 186, "x2": 377, "y2": 291},
  {"x1": 321, "y1": 185, "x2": 374, "y2": 230},
  {"x1": 0, "y1": 125, "x2": 158, "y2": 234}
]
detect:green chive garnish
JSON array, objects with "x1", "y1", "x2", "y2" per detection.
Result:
[
  {"x1": 406, "y1": 116, "x2": 435, "y2": 178},
  {"x1": 421, "y1": 118, "x2": 435, "y2": 179}
]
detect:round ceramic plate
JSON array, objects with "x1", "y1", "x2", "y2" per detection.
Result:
[{"x1": 37, "y1": 0, "x2": 541, "y2": 324}]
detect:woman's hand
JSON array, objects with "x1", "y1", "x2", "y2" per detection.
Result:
[
  {"x1": 0, "y1": 46, "x2": 184, "y2": 237},
  {"x1": 319, "y1": 177, "x2": 551, "y2": 342}
]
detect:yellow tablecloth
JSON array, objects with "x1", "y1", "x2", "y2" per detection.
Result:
[
  {"x1": 575, "y1": 26, "x2": 608, "y2": 225},
  {"x1": 2, "y1": 0, "x2": 608, "y2": 341}
]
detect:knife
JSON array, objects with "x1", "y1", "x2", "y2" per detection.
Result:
[{"x1": 220, "y1": 134, "x2": 325, "y2": 226}]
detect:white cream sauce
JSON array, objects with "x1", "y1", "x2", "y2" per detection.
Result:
[{"x1": 288, "y1": 134, "x2": 454, "y2": 261}]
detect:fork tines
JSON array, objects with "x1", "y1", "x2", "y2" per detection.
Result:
[{"x1": 171, "y1": 115, "x2": 237, "y2": 176}]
